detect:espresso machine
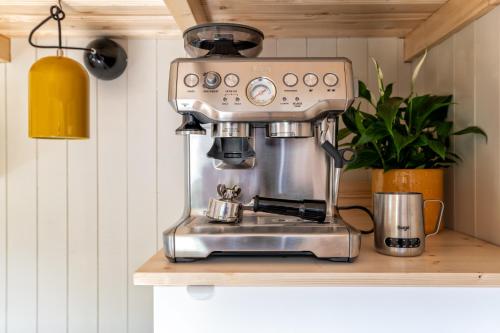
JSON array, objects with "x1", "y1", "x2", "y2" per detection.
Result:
[{"x1": 163, "y1": 23, "x2": 361, "y2": 262}]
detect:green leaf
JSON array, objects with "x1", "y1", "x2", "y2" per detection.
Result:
[
  {"x1": 345, "y1": 148, "x2": 381, "y2": 170},
  {"x1": 354, "y1": 108, "x2": 366, "y2": 134},
  {"x1": 436, "y1": 121, "x2": 453, "y2": 138},
  {"x1": 358, "y1": 81, "x2": 372, "y2": 104},
  {"x1": 384, "y1": 83, "x2": 393, "y2": 99},
  {"x1": 337, "y1": 127, "x2": 352, "y2": 141},
  {"x1": 356, "y1": 121, "x2": 389, "y2": 146},
  {"x1": 377, "y1": 97, "x2": 404, "y2": 135},
  {"x1": 342, "y1": 106, "x2": 359, "y2": 134},
  {"x1": 426, "y1": 139, "x2": 446, "y2": 159},
  {"x1": 452, "y1": 126, "x2": 488, "y2": 142},
  {"x1": 393, "y1": 130, "x2": 416, "y2": 160}
]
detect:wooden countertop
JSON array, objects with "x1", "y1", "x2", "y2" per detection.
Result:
[{"x1": 134, "y1": 230, "x2": 500, "y2": 287}]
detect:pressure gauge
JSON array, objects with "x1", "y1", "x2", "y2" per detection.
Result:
[
  {"x1": 246, "y1": 77, "x2": 277, "y2": 106},
  {"x1": 224, "y1": 73, "x2": 239, "y2": 87},
  {"x1": 303, "y1": 73, "x2": 318, "y2": 87}
]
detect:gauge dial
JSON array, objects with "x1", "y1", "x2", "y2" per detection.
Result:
[
  {"x1": 246, "y1": 77, "x2": 277, "y2": 106},
  {"x1": 303, "y1": 73, "x2": 318, "y2": 87},
  {"x1": 224, "y1": 73, "x2": 239, "y2": 87}
]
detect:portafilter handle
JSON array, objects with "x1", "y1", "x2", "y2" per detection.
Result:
[{"x1": 250, "y1": 196, "x2": 327, "y2": 222}]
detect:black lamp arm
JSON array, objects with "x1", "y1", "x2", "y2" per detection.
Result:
[{"x1": 28, "y1": 5, "x2": 95, "y2": 54}]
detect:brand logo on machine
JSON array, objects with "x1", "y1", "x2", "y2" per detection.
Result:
[
  {"x1": 397, "y1": 225, "x2": 410, "y2": 231},
  {"x1": 251, "y1": 64, "x2": 271, "y2": 74}
]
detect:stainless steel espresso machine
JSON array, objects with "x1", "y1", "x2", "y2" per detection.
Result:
[{"x1": 163, "y1": 23, "x2": 361, "y2": 262}]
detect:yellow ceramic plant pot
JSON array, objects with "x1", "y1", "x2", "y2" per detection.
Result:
[{"x1": 371, "y1": 169, "x2": 444, "y2": 234}]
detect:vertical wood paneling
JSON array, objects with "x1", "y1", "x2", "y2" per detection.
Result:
[
  {"x1": 396, "y1": 39, "x2": 412, "y2": 98},
  {"x1": 277, "y1": 39, "x2": 306, "y2": 57},
  {"x1": 474, "y1": 7, "x2": 500, "y2": 243},
  {"x1": 306, "y1": 38, "x2": 336, "y2": 57},
  {"x1": 157, "y1": 39, "x2": 185, "y2": 247},
  {"x1": 452, "y1": 24, "x2": 476, "y2": 235},
  {"x1": 36, "y1": 39, "x2": 67, "y2": 333},
  {"x1": 0, "y1": 63, "x2": 6, "y2": 333},
  {"x1": 97, "y1": 39, "x2": 128, "y2": 333},
  {"x1": 260, "y1": 38, "x2": 277, "y2": 57},
  {"x1": 127, "y1": 39, "x2": 156, "y2": 333},
  {"x1": 66, "y1": 38, "x2": 98, "y2": 333},
  {"x1": 6, "y1": 38, "x2": 37, "y2": 333},
  {"x1": 428, "y1": 38, "x2": 455, "y2": 228}
]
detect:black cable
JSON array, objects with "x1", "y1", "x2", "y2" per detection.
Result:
[
  {"x1": 337, "y1": 205, "x2": 375, "y2": 234},
  {"x1": 28, "y1": 5, "x2": 95, "y2": 54}
]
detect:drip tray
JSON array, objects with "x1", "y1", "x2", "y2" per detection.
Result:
[{"x1": 163, "y1": 215, "x2": 360, "y2": 262}]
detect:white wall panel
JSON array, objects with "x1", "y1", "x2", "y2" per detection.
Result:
[
  {"x1": 306, "y1": 38, "x2": 336, "y2": 57},
  {"x1": 0, "y1": 62, "x2": 6, "y2": 333},
  {"x1": 66, "y1": 38, "x2": 99, "y2": 333},
  {"x1": 474, "y1": 7, "x2": 500, "y2": 243},
  {"x1": 452, "y1": 24, "x2": 476, "y2": 235},
  {"x1": 5, "y1": 38, "x2": 37, "y2": 333},
  {"x1": 156, "y1": 39, "x2": 185, "y2": 248},
  {"x1": 126, "y1": 39, "x2": 157, "y2": 333},
  {"x1": 97, "y1": 39, "x2": 128, "y2": 333},
  {"x1": 410, "y1": 7, "x2": 500, "y2": 243}
]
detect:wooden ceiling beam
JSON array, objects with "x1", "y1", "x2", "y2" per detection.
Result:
[
  {"x1": 163, "y1": 0, "x2": 208, "y2": 32},
  {"x1": 404, "y1": 0, "x2": 500, "y2": 61},
  {"x1": 0, "y1": 34, "x2": 10, "y2": 63}
]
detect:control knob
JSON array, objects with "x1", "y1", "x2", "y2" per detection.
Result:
[{"x1": 204, "y1": 71, "x2": 221, "y2": 89}]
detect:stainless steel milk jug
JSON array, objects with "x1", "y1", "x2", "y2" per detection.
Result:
[{"x1": 373, "y1": 192, "x2": 444, "y2": 257}]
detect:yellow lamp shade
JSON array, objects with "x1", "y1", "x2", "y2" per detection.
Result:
[{"x1": 29, "y1": 54, "x2": 89, "y2": 139}]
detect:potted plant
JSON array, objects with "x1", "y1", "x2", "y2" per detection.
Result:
[{"x1": 339, "y1": 54, "x2": 487, "y2": 233}]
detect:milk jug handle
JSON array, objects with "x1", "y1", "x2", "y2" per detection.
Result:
[{"x1": 424, "y1": 199, "x2": 445, "y2": 237}]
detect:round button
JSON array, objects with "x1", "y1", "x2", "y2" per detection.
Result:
[
  {"x1": 323, "y1": 73, "x2": 339, "y2": 87},
  {"x1": 204, "y1": 71, "x2": 221, "y2": 89},
  {"x1": 303, "y1": 73, "x2": 318, "y2": 87},
  {"x1": 283, "y1": 73, "x2": 298, "y2": 87},
  {"x1": 224, "y1": 73, "x2": 239, "y2": 87},
  {"x1": 183, "y1": 73, "x2": 199, "y2": 88}
]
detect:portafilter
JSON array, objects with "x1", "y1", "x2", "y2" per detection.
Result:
[{"x1": 206, "y1": 184, "x2": 327, "y2": 223}]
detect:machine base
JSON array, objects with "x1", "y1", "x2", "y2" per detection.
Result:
[{"x1": 163, "y1": 215, "x2": 361, "y2": 262}]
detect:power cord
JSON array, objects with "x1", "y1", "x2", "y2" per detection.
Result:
[{"x1": 337, "y1": 205, "x2": 374, "y2": 234}]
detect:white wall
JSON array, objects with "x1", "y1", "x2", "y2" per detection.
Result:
[
  {"x1": 412, "y1": 6, "x2": 500, "y2": 244},
  {"x1": 0, "y1": 36, "x2": 412, "y2": 332}
]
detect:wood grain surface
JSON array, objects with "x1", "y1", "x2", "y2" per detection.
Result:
[{"x1": 134, "y1": 230, "x2": 500, "y2": 287}]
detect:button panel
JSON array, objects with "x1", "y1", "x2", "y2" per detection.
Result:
[
  {"x1": 385, "y1": 237, "x2": 421, "y2": 248},
  {"x1": 173, "y1": 58, "x2": 351, "y2": 120}
]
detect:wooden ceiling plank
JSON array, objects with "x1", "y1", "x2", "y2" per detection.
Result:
[
  {"x1": 404, "y1": 0, "x2": 500, "y2": 61},
  {"x1": 0, "y1": 34, "x2": 10, "y2": 62},
  {"x1": 163, "y1": 0, "x2": 208, "y2": 32}
]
